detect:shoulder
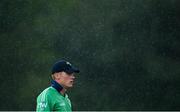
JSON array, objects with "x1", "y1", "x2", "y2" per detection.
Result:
[
  {"x1": 36, "y1": 87, "x2": 57, "y2": 110},
  {"x1": 37, "y1": 87, "x2": 56, "y2": 100}
]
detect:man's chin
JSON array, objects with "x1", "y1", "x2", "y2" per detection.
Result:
[
  {"x1": 66, "y1": 84, "x2": 73, "y2": 88},
  {"x1": 69, "y1": 85, "x2": 73, "y2": 88}
]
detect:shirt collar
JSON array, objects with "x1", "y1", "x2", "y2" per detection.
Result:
[{"x1": 51, "y1": 80, "x2": 63, "y2": 92}]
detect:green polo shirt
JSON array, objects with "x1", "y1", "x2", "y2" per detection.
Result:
[{"x1": 36, "y1": 86, "x2": 72, "y2": 112}]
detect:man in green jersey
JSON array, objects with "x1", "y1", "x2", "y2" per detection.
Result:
[{"x1": 36, "y1": 60, "x2": 80, "y2": 111}]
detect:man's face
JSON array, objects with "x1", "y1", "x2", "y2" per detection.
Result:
[{"x1": 58, "y1": 72, "x2": 75, "y2": 88}]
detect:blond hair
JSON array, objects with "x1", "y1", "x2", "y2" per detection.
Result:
[{"x1": 51, "y1": 74, "x2": 55, "y2": 80}]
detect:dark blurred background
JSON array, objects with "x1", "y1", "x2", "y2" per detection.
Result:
[{"x1": 0, "y1": 0, "x2": 180, "y2": 110}]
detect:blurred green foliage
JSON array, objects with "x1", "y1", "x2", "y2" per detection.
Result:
[{"x1": 0, "y1": 0, "x2": 180, "y2": 110}]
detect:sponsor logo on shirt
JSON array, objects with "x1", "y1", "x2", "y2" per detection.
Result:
[{"x1": 37, "y1": 101, "x2": 47, "y2": 109}]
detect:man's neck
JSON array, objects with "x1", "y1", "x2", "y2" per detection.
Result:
[
  {"x1": 51, "y1": 80, "x2": 64, "y2": 93},
  {"x1": 53, "y1": 80, "x2": 68, "y2": 96},
  {"x1": 60, "y1": 88, "x2": 67, "y2": 96}
]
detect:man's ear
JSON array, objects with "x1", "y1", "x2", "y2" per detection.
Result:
[{"x1": 55, "y1": 73, "x2": 61, "y2": 80}]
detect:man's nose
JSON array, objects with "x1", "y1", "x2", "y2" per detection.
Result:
[{"x1": 71, "y1": 74, "x2": 75, "y2": 79}]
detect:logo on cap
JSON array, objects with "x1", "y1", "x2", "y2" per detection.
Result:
[{"x1": 66, "y1": 62, "x2": 71, "y2": 66}]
